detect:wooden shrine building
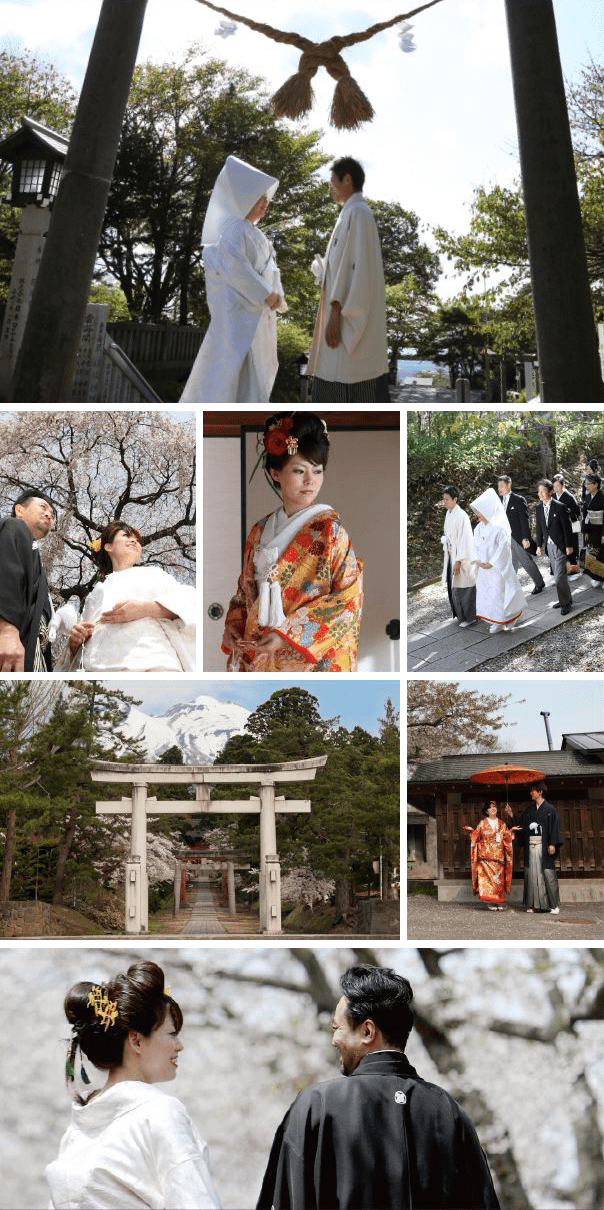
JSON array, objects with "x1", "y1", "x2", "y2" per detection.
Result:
[{"x1": 408, "y1": 733, "x2": 603, "y2": 901}]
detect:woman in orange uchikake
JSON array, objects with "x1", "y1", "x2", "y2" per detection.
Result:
[
  {"x1": 221, "y1": 412, "x2": 363, "y2": 671},
  {"x1": 464, "y1": 800, "x2": 516, "y2": 911}
]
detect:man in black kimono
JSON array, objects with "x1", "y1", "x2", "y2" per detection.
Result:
[
  {"x1": 0, "y1": 489, "x2": 56, "y2": 671},
  {"x1": 581, "y1": 473, "x2": 604, "y2": 588},
  {"x1": 507, "y1": 781, "x2": 563, "y2": 913},
  {"x1": 257, "y1": 965, "x2": 500, "y2": 1210},
  {"x1": 552, "y1": 474, "x2": 581, "y2": 577},
  {"x1": 535, "y1": 479, "x2": 574, "y2": 615}
]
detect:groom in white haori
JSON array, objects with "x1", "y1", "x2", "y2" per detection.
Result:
[
  {"x1": 308, "y1": 157, "x2": 389, "y2": 403},
  {"x1": 440, "y1": 485, "x2": 476, "y2": 627},
  {"x1": 470, "y1": 488, "x2": 526, "y2": 634}
]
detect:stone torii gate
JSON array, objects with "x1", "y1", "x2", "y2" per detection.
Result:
[{"x1": 91, "y1": 755, "x2": 327, "y2": 935}]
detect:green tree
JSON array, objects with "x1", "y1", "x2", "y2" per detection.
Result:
[
  {"x1": 419, "y1": 298, "x2": 487, "y2": 387},
  {"x1": 215, "y1": 689, "x2": 399, "y2": 920},
  {"x1": 370, "y1": 200, "x2": 440, "y2": 291},
  {"x1": 386, "y1": 276, "x2": 437, "y2": 378},
  {"x1": 98, "y1": 48, "x2": 332, "y2": 326},
  {"x1": 0, "y1": 681, "x2": 61, "y2": 902}
]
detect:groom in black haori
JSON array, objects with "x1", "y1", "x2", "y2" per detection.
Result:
[
  {"x1": 506, "y1": 781, "x2": 563, "y2": 914},
  {"x1": 0, "y1": 489, "x2": 56, "y2": 671},
  {"x1": 257, "y1": 965, "x2": 500, "y2": 1210}
]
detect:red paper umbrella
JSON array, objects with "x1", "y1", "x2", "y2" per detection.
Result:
[{"x1": 468, "y1": 763, "x2": 545, "y2": 808}]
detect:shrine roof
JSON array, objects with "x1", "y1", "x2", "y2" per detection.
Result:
[{"x1": 409, "y1": 749, "x2": 604, "y2": 783}]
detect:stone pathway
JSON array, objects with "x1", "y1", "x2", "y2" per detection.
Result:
[
  {"x1": 181, "y1": 874, "x2": 226, "y2": 936},
  {"x1": 407, "y1": 895, "x2": 604, "y2": 941},
  {"x1": 408, "y1": 575, "x2": 602, "y2": 671},
  {"x1": 392, "y1": 383, "x2": 483, "y2": 402}
]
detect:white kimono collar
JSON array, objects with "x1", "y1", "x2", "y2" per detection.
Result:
[{"x1": 254, "y1": 504, "x2": 333, "y2": 627}]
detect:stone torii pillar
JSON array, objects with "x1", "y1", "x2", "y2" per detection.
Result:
[{"x1": 91, "y1": 756, "x2": 327, "y2": 934}]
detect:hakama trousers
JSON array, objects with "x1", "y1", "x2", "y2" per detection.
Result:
[
  {"x1": 446, "y1": 561, "x2": 476, "y2": 622},
  {"x1": 311, "y1": 373, "x2": 390, "y2": 403},
  {"x1": 523, "y1": 837, "x2": 560, "y2": 909}
]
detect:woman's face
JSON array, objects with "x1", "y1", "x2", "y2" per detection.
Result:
[
  {"x1": 486, "y1": 803, "x2": 498, "y2": 819},
  {"x1": 270, "y1": 455, "x2": 324, "y2": 515},
  {"x1": 104, "y1": 529, "x2": 142, "y2": 570},
  {"x1": 135, "y1": 1013, "x2": 183, "y2": 1084},
  {"x1": 246, "y1": 193, "x2": 269, "y2": 223},
  {"x1": 474, "y1": 510, "x2": 487, "y2": 524}
]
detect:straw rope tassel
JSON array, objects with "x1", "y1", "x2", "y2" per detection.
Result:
[{"x1": 192, "y1": 0, "x2": 446, "y2": 128}]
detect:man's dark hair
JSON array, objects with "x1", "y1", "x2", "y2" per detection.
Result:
[
  {"x1": 538, "y1": 479, "x2": 553, "y2": 494},
  {"x1": 497, "y1": 475, "x2": 512, "y2": 485},
  {"x1": 529, "y1": 781, "x2": 548, "y2": 797},
  {"x1": 442, "y1": 484, "x2": 459, "y2": 500},
  {"x1": 340, "y1": 965, "x2": 414, "y2": 1050},
  {"x1": 12, "y1": 489, "x2": 56, "y2": 518},
  {"x1": 331, "y1": 156, "x2": 365, "y2": 191},
  {"x1": 588, "y1": 458, "x2": 600, "y2": 471}
]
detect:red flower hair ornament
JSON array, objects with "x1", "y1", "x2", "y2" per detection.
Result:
[{"x1": 264, "y1": 417, "x2": 298, "y2": 458}]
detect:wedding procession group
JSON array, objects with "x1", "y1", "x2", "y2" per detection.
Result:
[
  {"x1": 441, "y1": 459, "x2": 604, "y2": 633},
  {"x1": 0, "y1": 491, "x2": 195, "y2": 673},
  {"x1": 45, "y1": 961, "x2": 500, "y2": 1210},
  {"x1": 181, "y1": 154, "x2": 389, "y2": 404}
]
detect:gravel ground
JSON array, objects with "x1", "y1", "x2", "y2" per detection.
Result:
[
  {"x1": 407, "y1": 895, "x2": 604, "y2": 940},
  {"x1": 407, "y1": 574, "x2": 604, "y2": 672}
]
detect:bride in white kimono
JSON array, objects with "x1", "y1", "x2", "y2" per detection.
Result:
[
  {"x1": 56, "y1": 522, "x2": 196, "y2": 671},
  {"x1": 181, "y1": 155, "x2": 287, "y2": 403},
  {"x1": 46, "y1": 960, "x2": 221, "y2": 1209},
  {"x1": 470, "y1": 488, "x2": 525, "y2": 633}
]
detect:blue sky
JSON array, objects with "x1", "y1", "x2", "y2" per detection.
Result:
[
  {"x1": 3, "y1": 0, "x2": 601, "y2": 296},
  {"x1": 99, "y1": 677, "x2": 400, "y2": 735},
  {"x1": 431, "y1": 678, "x2": 603, "y2": 751}
]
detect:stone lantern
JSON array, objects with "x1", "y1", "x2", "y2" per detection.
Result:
[{"x1": 0, "y1": 116, "x2": 69, "y2": 396}]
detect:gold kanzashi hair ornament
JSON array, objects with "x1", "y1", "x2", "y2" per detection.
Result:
[
  {"x1": 88, "y1": 538, "x2": 102, "y2": 552},
  {"x1": 193, "y1": 0, "x2": 445, "y2": 129},
  {"x1": 87, "y1": 985, "x2": 118, "y2": 1031}
]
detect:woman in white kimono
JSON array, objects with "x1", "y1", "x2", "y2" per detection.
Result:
[
  {"x1": 59, "y1": 522, "x2": 196, "y2": 671},
  {"x1": 45, "y1": 960, "x2": 221, "y2": 1209},
  {"x1": 470, "y1": 488, "x2": 525, "y2": 633},
  {"x1": 181, "y1": 155, "x2": 287, "y2": 403},
  {"x1": 440, "y1": 485, "x2": 476, "y2": 626}
]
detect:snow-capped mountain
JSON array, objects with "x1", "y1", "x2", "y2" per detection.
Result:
[{"x1": 119, "y1": 693, "x2": 250, "y2": 763}]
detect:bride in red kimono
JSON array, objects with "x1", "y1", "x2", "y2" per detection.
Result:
[
  {"x1": 221, "y1": 412, "x2": 363, "y2": 671},
  {"x1": 464, "y1": 800, "x2": 516, "y2": 911}
]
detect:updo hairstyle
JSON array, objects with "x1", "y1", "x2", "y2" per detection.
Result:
[
  {"x1": 95, "y1": 521, "x2": 142, "y2": 576},
  {"x1": 64, "y1": 960, "x2": 182, "y2": 1076},
  {"x1": 264, "y1": 411, "x2": 330, "y2": 475},
  {"x1": 482, "y1": 800, "x2": 498, "y2": 816}
]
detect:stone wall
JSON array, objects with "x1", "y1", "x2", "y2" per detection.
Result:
[
  {"x1": 0, "y1": 901, "x2": 52, "y2": 938},
  {"x1": 355, "y1": 898, "x2": 400, "y2": 935}
]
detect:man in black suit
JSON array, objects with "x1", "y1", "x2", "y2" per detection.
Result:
[
  {"x1": 497, "y1": 475, "x2": 545, "y2": 593},
  {"x1": 0, "y1": 489, "x2": 56, "y2": 671},
  {"x1": 535, "y1": 479, "x2": 574, "y2": 615}
]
